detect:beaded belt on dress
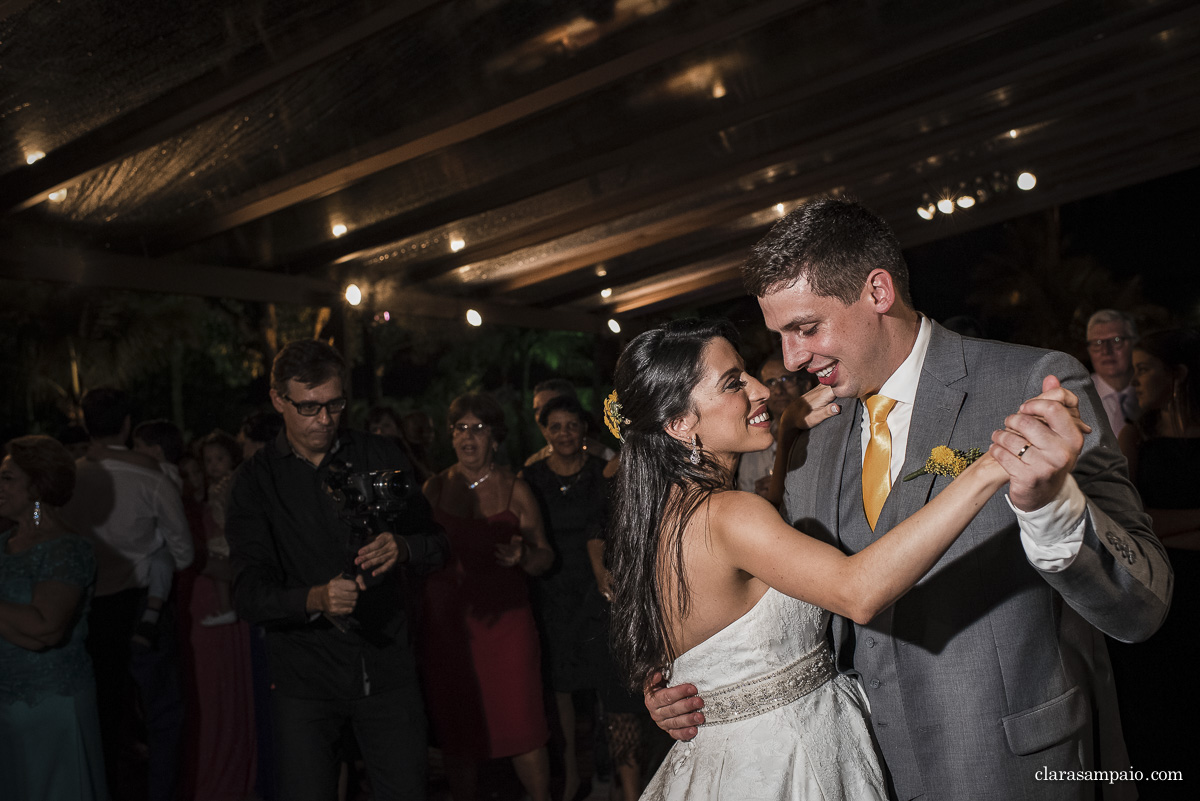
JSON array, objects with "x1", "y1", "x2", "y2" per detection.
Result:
[{"x1": 696, "y1": 641, "x2": 836, "y2": 726}]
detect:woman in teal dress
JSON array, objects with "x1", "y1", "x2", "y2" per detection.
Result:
[{"x1": 0, "y1": 435, "x2": 108, "y2": 801}]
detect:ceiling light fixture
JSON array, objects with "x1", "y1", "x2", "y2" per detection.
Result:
[
  {"x1": 1017, "y1": 171, "x2": 1037, "y2": 190},
  {"x1": 345, "y1": 284, "x2": 362, "y2": 306},
  {"x1": 607, "y1": 319, "x2": 621, "y2": 334},
  {"x1": 331, "y1": 223, "x2": 348, "y2": 237},
  {"x1": 466, "y1": 309, "x2": 483, "y2": 326}
]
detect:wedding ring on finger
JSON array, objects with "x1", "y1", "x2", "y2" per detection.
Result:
[{"x1": 1017, "y1": 444, "x2": 1031, "y2": 459}]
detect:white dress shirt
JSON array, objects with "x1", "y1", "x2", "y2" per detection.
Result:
[
  {"x1": 1091, "y1": 373, "x2": 1138, "y2": 437},
  {"x1": 861, "y1": 316, "x2": 1086, "y2": 571},
  {"x1": 66, "y1": 453, "x2": 194, "y2": 596}
]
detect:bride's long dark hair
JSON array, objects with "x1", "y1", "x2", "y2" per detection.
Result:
[{"x1": 608, "y1": 318, "x2": 738, "y2": 691}]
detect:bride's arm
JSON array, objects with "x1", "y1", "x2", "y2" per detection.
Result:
[{"x1": 712, "y1": 453, "x2": 1007, "y2": 624}]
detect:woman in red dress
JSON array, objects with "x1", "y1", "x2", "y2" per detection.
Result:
[{"x1": 420, "y1": 393, "x2": 554, "y2": 801}]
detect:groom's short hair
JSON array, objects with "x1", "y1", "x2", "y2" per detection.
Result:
[{"x1": 742, "y1": 197, "x2": 912, "y2": 307}]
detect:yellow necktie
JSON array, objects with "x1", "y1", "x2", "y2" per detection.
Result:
[{"x1": 863, "y1": 395, "x2": 897, "y2": 530}]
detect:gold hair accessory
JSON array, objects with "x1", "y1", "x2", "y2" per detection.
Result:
[
  {"x1": 903, "y1": 445, "x2": 982, "y2": 481},
  {"x1": 603, "y1": 390, "x2": 631, "y2": 441}
]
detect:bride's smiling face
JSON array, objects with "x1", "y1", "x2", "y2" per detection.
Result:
[{"x1": 673, "y1": 337, "x2": 773, "y2": 463}]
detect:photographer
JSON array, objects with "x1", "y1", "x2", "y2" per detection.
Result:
[{"x1": 227, "y1": 340, "x2": 448, "y2": 801}]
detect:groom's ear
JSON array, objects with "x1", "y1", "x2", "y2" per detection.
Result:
[
  {"x1": 664, "y1": 414, "x2": 696, "y2": 445},
  {"x1": 865, "y1": 269, "x2": 897, "y2": 314}
]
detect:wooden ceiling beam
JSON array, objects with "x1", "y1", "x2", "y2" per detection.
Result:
[
  {"x1": 0, "y1": 244, "x2": 336, "y2": 305},
  {"x1": 0, "y1": 1, "x2": 442, "y2": 214}
]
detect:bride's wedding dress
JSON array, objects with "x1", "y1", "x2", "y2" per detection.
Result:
[{"x1": 642, "y1": 588, "x2": 887, "y2": 800}]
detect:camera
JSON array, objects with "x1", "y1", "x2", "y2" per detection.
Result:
[
  {"x1": 322, "y1": 466, "x2": 414, "y2": 633},
  {"x1": 325, "y1": 468, "x2": 413, "y2": 530}
]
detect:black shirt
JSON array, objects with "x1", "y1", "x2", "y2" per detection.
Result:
[{"x1": 228, "y1": 428, "x2": 448, "y2": 699}]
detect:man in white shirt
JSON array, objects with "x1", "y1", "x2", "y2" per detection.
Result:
[
  {"x1": 648, "y1": 198, "x2": 1170, "y2": 800},
  {"x1": 1085, "y1": 309, "x2": 1139, "y2": 436},
  {"x1": 66, "y1": 388, "x2": 193, "y2": 801}
]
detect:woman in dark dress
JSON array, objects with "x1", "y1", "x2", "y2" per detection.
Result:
[
  {"x1": 522, "y1": 395, "x2": 612, "y2": 799},
  {"x1": 420, "y1": 393, "x2": 555, "y2": 801},
  {"x1": 1115, "y1": 328, "x2": 1200, "y2": 798}
]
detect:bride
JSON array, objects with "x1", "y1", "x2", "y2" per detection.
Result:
[{"x1": 605, "y1": 319, "x2": 1073, "y2": 800}]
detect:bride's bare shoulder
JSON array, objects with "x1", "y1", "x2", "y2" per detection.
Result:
[{"x1": 704, "y1": 490, "x2": 785, "y2": 537}]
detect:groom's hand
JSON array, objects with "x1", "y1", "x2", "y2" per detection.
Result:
[
  {"x1": 991, "y1": 375, "x2": 1090, "y2": 512},
  {"x1": 644, "y1": 671, "x2": 704, "y2": 741}
]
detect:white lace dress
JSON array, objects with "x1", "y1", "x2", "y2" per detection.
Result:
[{"x1": 641, "y1": 588, "x2": 887, "y2": 800}]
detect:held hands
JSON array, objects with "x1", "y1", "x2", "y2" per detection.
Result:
[
  {"x1": 990, "y1": 375, "x2": 1091, "y2": 512},
  {"x1": 495, "y1": 535, "x2": 525, "y2": 568},
  {"x1": 308, "y1": 574, "x2": 365, "y2": 616},
  {"x1": 354, "y1": 531, "x2": 407, "y2": 577},
  {"x1": 644, "y1": 671, "x2": 704, "y2": 741}
]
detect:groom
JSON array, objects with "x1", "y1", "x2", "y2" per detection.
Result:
[{"x1": 648, "y1": 198, "x2": 1172, "y2": 800}]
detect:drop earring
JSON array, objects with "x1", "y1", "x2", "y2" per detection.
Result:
[
  {"x1": 689, "y1": 435, "x2": 700, "y2": 465},
  {"x1": 33, "y1": 501, "x2": 41, "y2": 527}
]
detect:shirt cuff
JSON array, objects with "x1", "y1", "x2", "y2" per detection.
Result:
[{"x1": 1006, "y1": 474, "x2": 1088, "y2": 572}]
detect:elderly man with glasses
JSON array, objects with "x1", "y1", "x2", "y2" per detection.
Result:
[
  {"x1": 1085, "y1": 309, "x2": 1140, "y2": 437},
  {"x1": 227, "y1": 339, "x2": 448, "y2": 801}
]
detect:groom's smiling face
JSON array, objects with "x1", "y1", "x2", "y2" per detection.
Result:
[{"x1": 759, "y1": 273, "x2": 893, "y2": 401}]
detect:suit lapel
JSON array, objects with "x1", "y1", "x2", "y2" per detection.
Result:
[
  {"x1": 803, "y1": 395, "x2": 857, "y2": 547},
  {"x1": 882, "y1": 323, "x2": 968, "y2": 528}
]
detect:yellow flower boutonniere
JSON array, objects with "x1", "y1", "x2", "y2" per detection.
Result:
[{"x1": 902, "y1": 445, "x2": 983, "y2": 482}]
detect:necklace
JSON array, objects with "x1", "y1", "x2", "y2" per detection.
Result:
[
  {"x1": 557, "y1": 471, "x2": 582, "y2": 495},
  {"x1": 549, "y1": 455, "x2": 587, "y2": 495},
  {"x1": 465, "y1": 469, "x2": 492, "y2": 490}
]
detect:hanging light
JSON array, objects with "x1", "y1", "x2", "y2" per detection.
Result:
[
  {"x1": 956, "y1": 195, "x2": 976, "y2": 208},
  {"x1": 937, "y1": 198, "x2": 955, "y2": 214},
  {"x1": 331, "y1": 223, "x2": 348, "y2": 237},
  {"x1": 26, "y1": 151, "x2": 45, "y2": 165},
  {"x1": 1017, "y1": 172, "x2": 1037, "y2": 190},
  {"x1": 600, "y1": 288, "x2": 613, "y2": 299},
  {"x1": 48, "y1": 189, "x2": 67, "y2": 202},
  {"x1": 917, "y1": 205, "x2": 934, "y2": 220},
  {"x1": 607, "y1": 319, "x2": 621, "y2": 334},
  {"x1": 466, "y1": 309, "x2": 483, "y2": 326},
  {"x1": 450, "y1": 237, "x2": 466, "y2": 252},
  {"x1": 344, "y1": 284, "x2": 362, "y2": 306},
  {"x1": 774, "y1": 203, "x2": 786, "y2": 216}
]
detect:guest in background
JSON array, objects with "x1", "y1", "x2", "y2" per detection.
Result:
[
  {"x1": 1086, "y1": 309, "x2": 1139, "y2": 436},
  {"x1": 527, "y1": 379, "x2": 615, "y2": 466},
  {"x1": 521, "y1": 395, "x2": 611, "y2": 800},
  {"x1": 58, "y1": 424, "x2": 92, "y2": 460},
  {"x1": 371, "y1": 405, "x2": 436, "y2": 484},
  {"x1": 735, "y1": 355, "x2": 811, "y2": 498},
  {"x1": 420, "y1": 393, "x2": 554, "y2": 801},
  {"x1": 199, "y1": 430, "x2": 241, "y2": 627},
  {"x1": 66, "y1": 387, "x2": 192, "y2": 801},
  {"x1": 402, "y1": 410, "x2": 438, "y2": 482},
  {"x1": 1113, "y1": 328, "x2": 1199, "y2": 798},
  {"x1": 0, "y1": 435, "x2": 108, "y2": 801},
  {"x1": 237, "y1": 411, "x2": 283, "y2": 462}
]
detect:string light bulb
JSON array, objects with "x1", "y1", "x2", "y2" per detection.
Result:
[
  {"x1": 466, "y1": 309, "x2": 482, "y2": 326},
  {"x1": 344, "y1": 284, "x2": 362, "y2": 306}
]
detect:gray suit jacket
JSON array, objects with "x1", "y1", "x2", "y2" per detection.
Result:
[{"x1": 782, "y1": 323, "x2": 1172, "y2": 801}]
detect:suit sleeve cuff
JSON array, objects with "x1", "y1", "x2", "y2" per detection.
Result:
[{"x1": 1006, "y1": 474, "x2": 1087, "y2": 572}]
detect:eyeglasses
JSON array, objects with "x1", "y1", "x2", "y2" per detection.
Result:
[
  {"x1": 1086, "y1": 336, "x2": 1131, "y2": 352},
  {"x1": 450, "y1": 422, "x2": 490, "y2": 435},
  {"x1": 763, "y1": 375, "x2": 800, "y2": 389},
  {"x1": 282, "y1": 395, "x2": 347, "y2": 417}
]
